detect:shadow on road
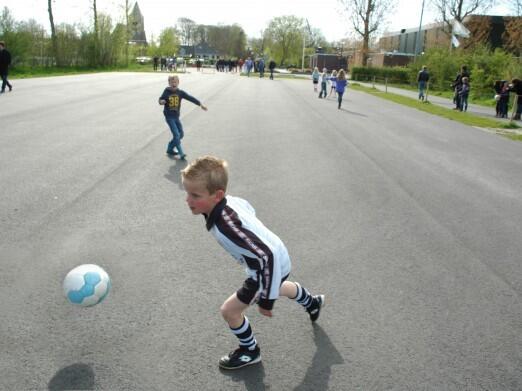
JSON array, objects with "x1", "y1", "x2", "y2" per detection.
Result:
[
  {"x1": 339, "y1": 108, "x2": 368, "y2": 117},
  {"x1": 48, "y1": 363, "x2": 94, "y2": 390},
  {"x1": 164, "y1": 159, "x2": 189, "y2": 189},
  {"x1": 293, "y1": 324, "x2": 344, "y2": 391},
  {"x1": 220, "y1": 362, "x2": 267, "y2": 391}
]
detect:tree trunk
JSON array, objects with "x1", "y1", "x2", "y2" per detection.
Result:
[
  {"x1": 125, "y1": 0, "x2": 129, "y2": 66},
  {"x1": 47, "y1": 0, "x2": 59, "y2": 66},
  {"x1": 93, "y1": 0, "x2": 98, "y2": 66}
]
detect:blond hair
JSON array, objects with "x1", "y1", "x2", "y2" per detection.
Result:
[
  {"x1": 337, "y1": 69, "x2": 346, "y2": 80},
  {"x1": 181, "y1": 155, "x2": 228, "y2": 194},
  {"x1": 168, "y1": 75, "x2": 179, "y2": 82}
]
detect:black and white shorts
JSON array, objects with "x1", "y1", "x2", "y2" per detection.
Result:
[{"x1": 236, "y1": 274, "x2": 289, "y2": 305}]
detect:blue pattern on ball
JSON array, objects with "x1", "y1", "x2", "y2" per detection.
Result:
[{"x1": 67, "y1": 272, "x2": 102, "y2": 304}]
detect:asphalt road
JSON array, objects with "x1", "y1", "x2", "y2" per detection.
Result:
[{"x1": 1, "y1": 71, "x2": 522, "y2": 391}]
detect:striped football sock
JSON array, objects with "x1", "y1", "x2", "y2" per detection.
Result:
[
  {"x1": 230, "y1": 316, "x2": 257, "y2": 351},
  {"x1": 294, "y1": 282, "x2": 314, "y2": 309}
]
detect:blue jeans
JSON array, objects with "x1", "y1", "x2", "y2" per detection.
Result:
[
  {"x1": 164, "y1": 116, "x2": 184, "y2": 155},
  {"x1": 337, "y1": 91, "x2": 344, "y2": 108},
  {"x1": 1, "y1": 70, "x2": 11, "y2": 92},
  {"x1": 418, "y1": 81, "x2": 426, "y2": 100}
]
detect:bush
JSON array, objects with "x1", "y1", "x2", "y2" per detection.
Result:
[
  {"x1": 407, "y1": 45, "x2": 522, "y2": 99},
  {"x1": 351, "y1": 66, "x2": 410, "y2": 84}
]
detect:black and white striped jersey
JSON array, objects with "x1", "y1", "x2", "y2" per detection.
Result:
[{"x1": 205, "y1": 195, "x2": 291, "y2": 310}]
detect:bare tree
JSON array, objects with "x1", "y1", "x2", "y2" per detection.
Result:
[
  {"x1": 431, "y1": 0, "x2": 496, "y2": 34},
  {"x1": 507, "y1": 0, "x2": 521, "y2": 15},
  {"x1": 47, "y1": 0, "x2": 59, "y2": 65},
  {"x1": 177, "y1": 18, "x2": 196, "y2": 46},
  {"x1": 339, "y1": 0, "x2": 395, "y2": 66},
  {"x1": 125, "y1": 0, "x2": 130, "y2": 65}
]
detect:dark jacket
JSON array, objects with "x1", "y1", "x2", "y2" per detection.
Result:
[
  {"x1": 0, "y1": 48, "x2": 11, "y2": 72},
  {"x1": 417, "y1": 69, "x2": 429, "y2": 82}
]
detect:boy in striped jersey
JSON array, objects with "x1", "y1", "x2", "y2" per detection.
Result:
[{"x1": 181, "y1": 156, "x2": 325, "y2": 370}]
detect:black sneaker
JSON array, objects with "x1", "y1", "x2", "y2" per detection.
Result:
[
  {"x1": 306, "y1": 295, "x2": 325, "y2": 322},
  {"x1": 219, "y1": 346, "x2": 261, "y2": 370},
  {"x1": 179, "y1": 154, "x2": 187, "y2": 160}
]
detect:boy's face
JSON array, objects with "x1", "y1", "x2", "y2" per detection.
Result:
[
  {"x1": 183, "y1": 179, "x2": 224, "y2": 215},
  {"x1": 168, "y1": 77, "x2": 179, "y2": 89}
]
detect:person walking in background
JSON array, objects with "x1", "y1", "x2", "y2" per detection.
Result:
[
  {"x1": 499, "y1": 80, "x2": 510, "y2": 118},
  {"x1": 258, "y1": 58, "x2": 265, "y2": 78},
  {"x1": 452, "y1": 65, "x2": 470, "y2": 110},
  {"x1": 0, "y1": 41, "x2": 13, "y2": 93},
  {"x1": 318, "y1": 68, "x2": 329, "y2": 99},
  {"x1": 417, "y1": 65, "x2": 429, "y2": 101},
  {"x1": 328, "y1": 70, "x2": 337, "y2": 98},
  {"x1": 312, "y1": 67, "x2": 320, "y2": 92},
  {"x1": 509, "y1": 78, "x2": 522, "y2": 120},
  {"x1": 458, "y1": 77, "x2": 470, "y2": 112},
  {"x1": 335, "y1": 69, "x2": 348, "y2": 109},
  {"x1": 245, "y1": 57, "x2": 253, "y2": 77},
  {"x1": 153, "y1": 56, "x2": 159, "y2": 71},
  {"x1": 269, "y1": 59, "x2": 276, "y2": 80}
]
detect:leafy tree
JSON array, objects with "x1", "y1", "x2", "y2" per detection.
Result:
[
  {"x1": 265, "y1": 15, "x2": 304, "y2": 66},
  {"x1": 158, "y1": 27, "x2": 180, "y2": 57},
  {"x1": 206, "y1": 24, "x2": 246, "y2": 57},
  {"x1": 339, "y1": 0, "x2": 395, "y2": 66}
]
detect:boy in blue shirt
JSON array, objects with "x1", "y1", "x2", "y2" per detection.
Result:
[
  {"x1": 181, "y1": 156, "x2": 325, "y2": 370},
  {"x1": 159, "y1": 75, "x2": 207, "y2": 159}
]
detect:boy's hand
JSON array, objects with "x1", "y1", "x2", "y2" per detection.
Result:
[
  {"x1": 159, "y1": 99, "x2": 166, "y2": 105},
  {"x1": 200, "y1": 104, "x2": 208, "y2": 111},
  {"x1": 258, "y1": 307, "x2": 272, "y2": 317}
]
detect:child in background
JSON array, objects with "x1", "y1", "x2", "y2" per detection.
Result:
[
  {"x1": 328, "y1": 70, "x2": 337, "y2": 98},
  {"x1": 181, "y1": 156, "x2": 325, "y2": 370},
  {"x1": 335, "y1": 69, "x2": 348, "y2": 109},
  {"x1": 458, "y1": 77, "x2": 470, "y2": 112},
  {"x1": 158, "y1": 75, "x2": 207, "y2": 159},
  {"x1": 312, "y1": 67, "x2": 320, "y2": 92},
  {"x1": 318, "y1": 68, "x2": 329, "y2": 98}
]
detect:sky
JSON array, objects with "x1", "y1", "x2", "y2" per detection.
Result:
[{"x1": 1, "y1": 0, "x2": 512, "y2": 43}]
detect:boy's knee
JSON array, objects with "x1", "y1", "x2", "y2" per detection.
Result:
[{"x1": 220, "y1": 303, "x2": 237, "y2": 322}]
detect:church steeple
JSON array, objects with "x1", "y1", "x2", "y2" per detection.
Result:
[{"x1": 129, "y1": 2, "x2": 147, "y2": 45}]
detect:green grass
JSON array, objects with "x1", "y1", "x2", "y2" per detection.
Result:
[
  {"x1": 358, "y1": 79, "x2": 497, "y2": 108},
  {"x1": 350, "y1": 83, "x2": 520, "y2": 132}
]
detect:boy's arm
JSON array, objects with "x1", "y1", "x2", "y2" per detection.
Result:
[
  {"x1": 158, "y1": 89, "x2": 168, "y2": 105},
  {"x1": 181, "y1": 90, "x2": 207, "y2": 111}
]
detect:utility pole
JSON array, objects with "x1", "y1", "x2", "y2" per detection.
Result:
[{"x1": 414, "y1": 0, "x2": 425, "y2": 62}]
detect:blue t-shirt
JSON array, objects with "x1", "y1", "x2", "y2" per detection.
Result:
[
  {"x1": 159, "y1": 88, "x2": 201, "y2": 118},
  {"x1": 336, "y1": 79, "x2": 348, "y2": 94}
]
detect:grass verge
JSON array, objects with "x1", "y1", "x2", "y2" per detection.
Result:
[{"x1": 350, "y1": 83, "x2": 520, "y2": 133}]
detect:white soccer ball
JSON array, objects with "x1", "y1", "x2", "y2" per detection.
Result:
[{"x1": 63, "y1": 264, "x2": 111, "y2": 306}]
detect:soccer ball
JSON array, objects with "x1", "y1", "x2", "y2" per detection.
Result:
[{"x1": 63, "y1": 264, "x2": 111, "y2": 306}]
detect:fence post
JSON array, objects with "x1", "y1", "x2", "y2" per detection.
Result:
[
  {"x1": 372, "y1": 76, "x2": 375, "y2": 89},
  {"x1": 425, "y1": 81, "x2": 430, "y2": 103},
  {"x1": 385, "y1": 77, "x2": 388, "y2": 93}
]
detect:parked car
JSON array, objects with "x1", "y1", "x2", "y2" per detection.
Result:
[{"x1": 135, "y1": 56, "x2": 152, "y2": 65}]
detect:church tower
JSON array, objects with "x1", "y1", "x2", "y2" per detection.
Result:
[{"x1": 129, "y1": 2, "x2": 147, "y2": 45}]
